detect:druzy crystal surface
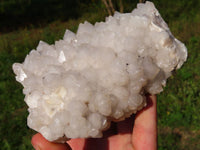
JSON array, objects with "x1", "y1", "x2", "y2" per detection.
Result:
[{"x1": 13, "y1": 1, "x2": 187, "y2": 141}]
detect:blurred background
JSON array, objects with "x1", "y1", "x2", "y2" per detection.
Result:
[{"x1": 0, "y1": 0, "x2": 199, "y2": 149}]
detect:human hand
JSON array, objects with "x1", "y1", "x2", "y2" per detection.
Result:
[{"x1": 31, "y1": 95, "x2": 157, "y2": 150}]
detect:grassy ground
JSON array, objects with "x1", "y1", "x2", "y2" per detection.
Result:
[{"x1": 0, "y1": 0, "x2": 200, "y2": 149}]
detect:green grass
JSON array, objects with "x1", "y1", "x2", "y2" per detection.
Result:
[{"x1": 0, "y1": 0, "x2": 200, "y2": 149}]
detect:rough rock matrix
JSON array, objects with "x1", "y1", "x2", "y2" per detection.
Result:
[{"x1": 13, "y1": 1, "x2": 187, "y2": 142}]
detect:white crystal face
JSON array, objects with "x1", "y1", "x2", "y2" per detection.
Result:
[{"x1": 13, "y1": 1, "x2": 187, "y2": 142}]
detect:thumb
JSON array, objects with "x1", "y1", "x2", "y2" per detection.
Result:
[{"x1": 132, "y1": 95, "x2": 157, "y2": 150}]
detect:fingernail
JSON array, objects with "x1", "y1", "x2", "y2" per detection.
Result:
[{"x1": 32, "y1": 145, "x2": 41, "y2": 150}]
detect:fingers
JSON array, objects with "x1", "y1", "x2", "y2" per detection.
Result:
[
  {"x1": 31, "y1": 133, "x2": 71, "y2": 150},
  {"x1": 67, "y1": 138, "x2": 85, "y2": 150},
  {"x1": 132, "y1": 95, "x2": 157, "y2": 150}
]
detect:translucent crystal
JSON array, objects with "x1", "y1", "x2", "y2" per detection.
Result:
[{"x1": 13, "y1": 1, "x2": 187, "y2": 142}]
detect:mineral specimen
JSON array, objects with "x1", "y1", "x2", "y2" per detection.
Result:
[{"x1": 13, "y1": 1, "x2": 187, "y2": 142}]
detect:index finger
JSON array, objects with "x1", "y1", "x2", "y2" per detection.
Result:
[{"x1": 31, "y1": 133, "x2": 71, "y2": 150}]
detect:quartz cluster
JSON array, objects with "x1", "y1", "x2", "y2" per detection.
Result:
[{"x1": 13, "y1": 1, "x2": 187, "y2": 142}]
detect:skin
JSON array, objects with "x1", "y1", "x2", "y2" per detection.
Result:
[{"x1": 32, "y1": 95, "x2": 157, "y2": 150}]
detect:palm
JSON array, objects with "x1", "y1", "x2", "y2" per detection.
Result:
[{"x1": 32, "y1": 95, "x2": 157, "y2": 150}]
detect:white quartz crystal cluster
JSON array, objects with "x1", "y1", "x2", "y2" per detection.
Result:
[{"x1": 13, "y1": 1, "x2": 187, "y2": 142}]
